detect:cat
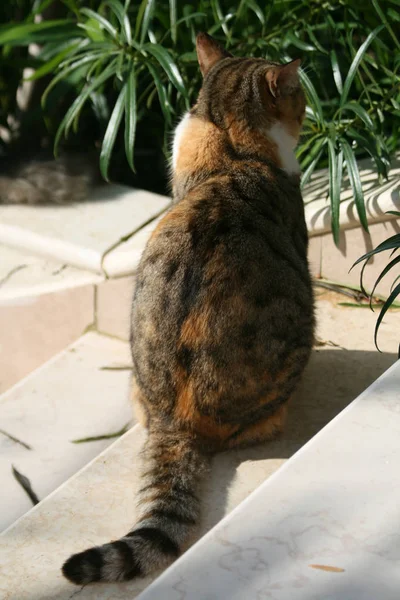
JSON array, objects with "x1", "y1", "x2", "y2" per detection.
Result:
[
  {"x1": 0, "y1": 153, "x2": 99, "y2": 204},
  {"x1": 62, "y1": 32, "x2": 315, "y2": 585}
]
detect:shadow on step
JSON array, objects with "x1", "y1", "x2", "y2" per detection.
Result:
[{"x1": 200, "y1": 347, "x2": 397, "y2": 538}]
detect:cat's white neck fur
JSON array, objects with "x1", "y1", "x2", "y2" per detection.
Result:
[
  {"x1": 172, "y1": 112, "x2": 300, "y2": 176},
  {"x1": 267, "y1": 123, "x2": 300, "y2": 175},
  {"x1": 172, "y1": 112, "x2": 191, "y2": 170}
]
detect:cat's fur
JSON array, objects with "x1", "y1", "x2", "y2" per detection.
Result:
[
  {"x1": 0, "y1": 154, "x2": 99, "y2": 204},
  {"x1": 62, "y1": 33, "x2": 315, "y2": 585}
]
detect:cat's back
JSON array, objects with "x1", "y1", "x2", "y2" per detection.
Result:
[
  {"x1": 131, "y1": 169, "x2": 314, "y2": 418},
  {"x1": 135, "y1": 166, "x2": 310, "y2": 304}
]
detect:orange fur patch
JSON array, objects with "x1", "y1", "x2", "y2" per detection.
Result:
[
  {"x1": 149, "y1": 205, "x2": 187, "y2": 240},
  {"x1": 180, "y1": 312, "x2": 208, "y2": 346},
  {"x1": 174, "y1": 118, "x2": 223, "y2": 175},
  {"x1": 174, "y1": 366, "x2": 238, "y2": 441}
]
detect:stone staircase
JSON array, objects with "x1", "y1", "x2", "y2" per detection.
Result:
[{"x1": 1, "y1": 161, "x2": 400, "y2": 598}]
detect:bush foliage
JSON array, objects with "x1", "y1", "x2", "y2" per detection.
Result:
[{"x1": 1, "y1": 0, "x2": 399, "y2": 241}]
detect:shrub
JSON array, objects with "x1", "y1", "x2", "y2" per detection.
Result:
[
  {"x1": 1, "y1": 0, "x2": 399, "y2": 241},
  {"x1": 352, "y1": 210, "x2": 400, "y2": 351}
]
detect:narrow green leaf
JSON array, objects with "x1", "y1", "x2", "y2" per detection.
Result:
[
  {"x1": 372, "y1": 0, "x2": 400, "y2": 51},
  {"x1": 374, "y1": 282, "x2": 400, "y2": 351},
  {"x1": 211, "y1": 0, "x2": 229, "y2": 36},
  {"x1": 78, "y1": 18, "x2": 105, "y2": 41},
  {"x1": 336, "y1": 146, "x2": 344, "y2": 211},
  {"x1": 237, "y1": 0, "x2": 265, "y2": 25},
  {"x1": 100, "y1": 84, "x2": 127, "y2": 181},
  {"x1": 31, "y1": 0, "x2": 57, "y2": 17},
  {"x1": 80, "y1": 7, "x2": 118, "y2": 39},
  {"x1": 369, "y1": 254, "x2": 400, "y2": 309},
  {"x1": 341, "y1": 138, "x2": 368, "y2": 233},
  {"x1": 0, "y1": 20, "x2": 81, "y2": 46},
  {"x1": 304, "y1": 105, "x2": 318, "y2": 123},
  {"x1": 42, "y1": 52, "x2": 106, "y2": 107},
  {"x1": 125, "y1": 67, "x2": 137, "y2": 172},
  {"x1": 0, "y1": 429, "x2": 32, "y2": 450},
  {"x1": 347, "y1": 128, "x2": 388, "y2": 179},
  {"x1": 54, "y1": 59, "x2": 117, "y2": 154},
  {"x1": 169, "y1": 0, "x2": 177, "y2": 44},
  {"x1": 26, "y1": 42, "x2": 79, "y2": 81},
  {"x1": 300, "y1": 146, "x2": 324, "y2": 187},
  {"x1": 300, "y1": 135, "x2": 327, "y2": 170},
  {"x1": 116, "y1": 51, "x2": 124, "y2": 81},
  {"x1": 327, "y1": 138, "x2": 340, "y2": 245},
  {"x1": 140, "y1": 0, "x2": 156, "y2": 45},
  {"x1": 146, "y1": 62, "x2": 173, "y2": 124},
  {"x1": 297, "y1": 133, "x2": 322, "y2": 160},
  {"x1": 71, "y1": 423, "x2": 130, "y2": 443},
  {"x1": 340, "y1": 25, "x2": 384, "y2": 108},
  {"x1": 391, "y1": 274, "x2": 400, "y2": 293},
  {"x1": 143, "y1": 43, "x2": 186, "y2": 97},
  {"x1": 37, "y1": 36, "x2": 86, "y2": 62},
  {"x1": 299, "y1": 69, "x2": 324, "y2": 126},
  {"x1": 12, "y1": 466, "x2": 39, "y2": 506},
  {"x1": 286, "y1": 32, "x2": 315, "y2": 52},
  {"x1": 135, "y1": 0, "x2": 148, "y2": 40},
  {"x1": 351, "y1": 234, "x2": 400, "y2": 269},
  {"x1": 330, "y1": 50, "x2": 343, "y2": 94},
  {"x1": 305, "y1": 25, "x2": 328, "y2": 54},
  {"x1": 341, "y1": 102, "x2": 374, "y2": 129},
  {"x1": 104, "y1": 0, "x2": 132, "y2": 44}
]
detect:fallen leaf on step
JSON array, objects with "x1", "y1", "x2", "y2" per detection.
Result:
[
  {"x1": 309, "y1": 564, "x2": 345, "y2": 573},
  {"x1": 12, "y1": 465, "x2": 39, "y2": 505}
]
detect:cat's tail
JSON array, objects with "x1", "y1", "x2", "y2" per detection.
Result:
[
  {"x1": 0, "y1": 154, "x2": 100, "y2": 205},
  {"x1": 62, "y1": 427, "x2": 209, "y2": 584}
]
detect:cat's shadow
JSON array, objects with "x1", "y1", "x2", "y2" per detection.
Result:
[{"x1": 199, "y1": 347, "x2": 397, "y2": 538}]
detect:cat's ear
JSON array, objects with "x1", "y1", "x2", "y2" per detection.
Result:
[
  {"x1": 266, "y1": 59, "x2": 301, "y2": 98},
  {"x1": 196, "y1": 32, "x2": 232, "y2": 77}
]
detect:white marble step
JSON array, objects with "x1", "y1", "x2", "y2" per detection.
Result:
[
  {"x1": 0, "y1": 246, "x2": 105, "y2": 392},
  {"x1": 139, "y1": 358, "x2": 400, "y2": 600},
  {"x1": 1, "y1": 293, "x2": 399, "y2": 599},
  {"x1": 0, "y1": 245, "x2": 103, "y2": 302},
  {"x1": 0, "y1": 332, "x2": 133, "y2": 532},
  {"x1": 0, "y1": 185, "x2": 170, "y2": 274}
]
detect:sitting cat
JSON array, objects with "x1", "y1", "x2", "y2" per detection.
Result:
[{"x1": 62, "y1": 32, "x2": 315, "y2": 585}]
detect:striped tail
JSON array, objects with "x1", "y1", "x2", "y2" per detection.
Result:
[{"x1": 62, "y1": 428, "x2": 209, "y2": 584}]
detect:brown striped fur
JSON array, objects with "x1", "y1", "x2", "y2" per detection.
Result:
[{"x1": 62, "y1": 33, "x2": 314, "y2": 585}]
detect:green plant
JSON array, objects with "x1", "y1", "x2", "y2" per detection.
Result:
[
  {"x1": 352, "y1": 210, "x2": 400, "y2": 351},
  {"x1": 1, "y1": 0, "x2": 400, "y2": 241}
]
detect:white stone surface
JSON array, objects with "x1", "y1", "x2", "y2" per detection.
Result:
[
  {"x1": 102, "y1": 214, "x2": 164, "y2": 277},
  {"x1": 0, "y1": 332, "x2": 133, "y2": 532},
  {"x1": 0, "y1": 245, "x2": 103, "y2": 301},
  {"x1": 0, "y1": 281, "x2": 95, "y2": 393},
  {"x1": 139, "y1": 359, "x2": 400, "y2": 600},
  {"x1": 1, "y1": 290, "x2": 399, "y2": 599},
  {"x1": 304, "y1": 154, "x2": 400, "y2": 235},
  {"x1": 0, "y1": 185, "x2": 170, "y2": 273}
]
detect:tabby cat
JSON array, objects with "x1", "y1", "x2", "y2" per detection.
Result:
[{"x1": 62, "y1": 32, "x2": 315, "y2": 585}]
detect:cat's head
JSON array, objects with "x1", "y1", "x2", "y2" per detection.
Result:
[{"x1": 194, "y1": 33, "x2": 306, "y2": 144}]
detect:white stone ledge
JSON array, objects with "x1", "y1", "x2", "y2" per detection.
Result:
[
  {"x1": 102, "y1": 216, "x2": 163, "y2": 277},
  {"x1": 0, "y1": 185, "x2": 170, "y2": 275},
  {"x1": 0, "y1": 245, "x2": 103, "y2": 302}
]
